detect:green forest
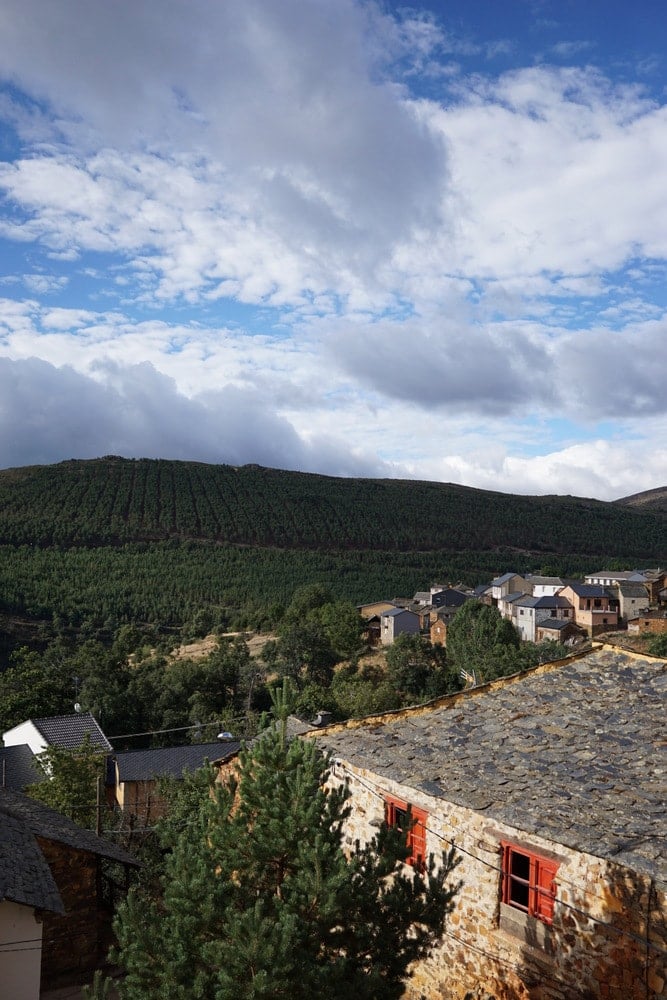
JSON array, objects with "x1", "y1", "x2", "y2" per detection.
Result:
[
  {"x1": 0, "y1": 456, "x2": 664, "y2": 647},
  {"x1": 1, "y1": 455, "x2": 664, "y2": 763}
]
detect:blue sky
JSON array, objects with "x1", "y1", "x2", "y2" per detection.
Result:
[{"x1": 0, "y1": 0, "x2": 666, "y2": 500}]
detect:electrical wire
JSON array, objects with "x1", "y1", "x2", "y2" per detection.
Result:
[{"x1": 331, "y1": 760, "x2": 667, "y2": 958}]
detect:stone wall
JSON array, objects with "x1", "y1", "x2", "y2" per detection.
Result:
[
  {"x1": 36, "y1": 839, "x2": 107, "y2": 988},
  {"x1": 328, "y1": 762, "x2": 666, "y2": 1000}
]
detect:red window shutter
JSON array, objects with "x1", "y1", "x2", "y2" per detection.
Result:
[
  {"x1": 535, "y1": 860, "x2": 558, "y2": 923},
  {"x1": 409, "y1": 808, "x2": 427, "y2": 870}
]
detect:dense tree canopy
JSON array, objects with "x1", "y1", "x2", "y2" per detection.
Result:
[
  {"x1": 109, "y1": 692, "x2": 460, "y2": 999},
  {"x1": 445, "y1": 600, "x2": 522, "y2": 683}
]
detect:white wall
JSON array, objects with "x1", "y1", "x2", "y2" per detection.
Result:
[
  {"x1": 0, "y1": 900, "x2": 43, "y2": 1000},
  {"x1": 2, "y1": 721, "x2": 46, "y2": 755}
]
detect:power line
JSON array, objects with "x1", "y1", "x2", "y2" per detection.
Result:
[{"x1": 332, "y1": 760, "x2": 667, "y2": 958}]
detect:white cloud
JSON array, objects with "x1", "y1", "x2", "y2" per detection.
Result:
[{"x1": 0, "y1": 4, "x2": 665, "y2": 499}]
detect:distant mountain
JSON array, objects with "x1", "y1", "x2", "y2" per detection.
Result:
[
  {"x1": 615, "y1": 486, "x2": 667, "y2": 517},
  {"x1": 0, "y1": 457, "x2": 664, "y2": 560}
]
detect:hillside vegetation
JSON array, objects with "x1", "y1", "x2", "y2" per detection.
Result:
[
  {"x1": 0, "y1": 457, "x2": 664, "y2": 640},
  {"x1": 1, "y1": 456, "x2": 665, "y2": 554}
]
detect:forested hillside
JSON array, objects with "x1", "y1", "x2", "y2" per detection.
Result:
[
  {"x1": 1, "y1": 456, "x2": 665, "y2": 553},
  {"x1": 0, "y1": 457, "x2": 664, "y2": 645}
]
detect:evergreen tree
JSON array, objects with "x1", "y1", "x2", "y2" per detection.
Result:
[
  {"x1": 446, "y1": 599, "x2": 522, "y2": 683},
  {"x1": 26, "y1": 734, "x2": 107, "y2": 831},
  {"x1": 111, "y1": 687, "x2": 460, "y2": 999}
]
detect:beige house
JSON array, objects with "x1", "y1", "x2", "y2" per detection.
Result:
[
  {"x1": 557, "y1": 584, "x2": 618, "y2": 636},
  {"x1": 108, "y1": 740, "x2": 241, "y2": 825},
  {"x1": 310, "y1": 647, "x2": 666, "y2": 1000}
]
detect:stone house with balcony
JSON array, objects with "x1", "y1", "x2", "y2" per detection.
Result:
[
  {"x1": 309, "y1": 647, "x2": 666, "y2": 1000},
  {"x1": 556, "y1": 584, "x2": 618, "y2": 636}
]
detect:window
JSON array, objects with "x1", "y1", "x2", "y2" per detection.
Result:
[
  {"x1": 385, "y1": 796, "x2": 427, "y2": 870},
  {"x1": 501, "y1": 843, "x2": 558, "y2": 925}
]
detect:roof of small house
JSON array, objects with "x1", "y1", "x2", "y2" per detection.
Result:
[
  {"x1": 0, "y1": 787, "x2": 138, "y2": 914},
  {"x1": 0, "y1": 744, "x2": 46, "y2": 792},
  {"x1": 0, "y1": 806, "x2": 63, "y2": 913},
  {"x1": 535, "y1": 618, "x2": 579, "y2": 632},
  {"x1": 534, "y1": 595, "x2": 572, "y2": 609},
  {"x1": 525, "y1": 575, "x2": 565, "y2": 586},
  {"x1": 500, "y1": 591, "x2": 526, "y2": 605},
  {"x1": 113, "y1": 741, "x2": 241, "y2": 783},
  {"x1": 312, "y1": 648, "x2": 667, "y2": 880},
  {"x1": 29, "y1": 712, "x2": 112, "y2": 752},
  {"x1": 381, "y1": 606, "x2": 418, "y2": 619},
  {"x1": 615, "y1": 581, "x2": 649, "y2": 599},
  {"x1": 512, "y1": 595, "x2": 540, "y2": 608},
  {"x1": 562, "y1": 583, "x2": 608, "y2": 598},
  {"x1": 491, "y1": 572, "x2": 522, "y2": 586},
  {"x1": 433, "y1": 588, "x2": 468, "y2": 607}
]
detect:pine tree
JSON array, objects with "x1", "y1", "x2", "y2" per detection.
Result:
[{"x1": 111, "y1": 687, "x2": 460, "y2": 999}]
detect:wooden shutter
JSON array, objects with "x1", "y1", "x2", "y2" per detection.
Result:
[
  {"x1": 409, "y1": 807, "x2": 428, "y2": 871},
  {"x1": 535, "y1": 859, "x2": 558, "y2": 923}
]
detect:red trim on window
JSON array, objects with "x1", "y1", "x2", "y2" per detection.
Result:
[
  {"x1": 501, "y1": 842, "x2": 558, "y2": 925},
  {"x1": 385, "y1": 796, "x2": 428, "y2": 870}
]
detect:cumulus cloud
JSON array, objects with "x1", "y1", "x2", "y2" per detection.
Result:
[
  {"x1": 0, "y1": 355, "x2": 391, "y2": 478},
  {"x1": 0, "y1": 3, "x2": 666, "y2": 498}
]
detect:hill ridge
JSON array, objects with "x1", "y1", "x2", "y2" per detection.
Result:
[{"x1": 0, "y1": 457, "x2": 664, "y2": 560}]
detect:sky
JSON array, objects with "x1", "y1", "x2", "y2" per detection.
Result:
[{"x1": 0, "y1": 0, "x2": 666, "y2": 501}]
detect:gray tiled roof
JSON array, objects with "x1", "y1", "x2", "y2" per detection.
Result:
[
  {"x1": 0, "y1": 744, "x2": 46, "y2": 791},
  {"x1": 0, "y1": 807, "x2": 63, "y2": 913},
  {"x1": 535, "y1": 618, "x2": 577, "y2": 631},
  {"x1": 566, "y1": 584, "x2": 609, "y2": 598},
  {"x1": 0, "y1": 787, "x2": 138, "y2": 867},
  {"x1": 0, "y1": 787, "x2": 138, "y2": 914},
  {"x1": 113, "y1": 741, "x2": 241, "y2": 783},
  {"x1": 313, "y1": 649, "x2": 667, "y2": 880},
  {"x1": 32, "y1": 712, "x2": 112, "y2": 751}
]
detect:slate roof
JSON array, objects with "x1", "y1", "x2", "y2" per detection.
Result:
[
  {"x1": 113, "y1": 741, "x2": 241, "y2": 783},
  {"x1": 31, "y1": 712, "x2": 112, "y2": 751},
  {"x1": 0, "y1": 744, "x2": 46, "y2": 791},
  {"x1": 535, "y1": 618, "x2": 580, "y2": 633},
  {"x1": 616, "y1": 581, "x2": 650, "y2": 599},
  {"x1": 0, "y1": 787, "x2": 138, "y2": 867},
  {"x1": 0, "y1": 806, "x2": 63, "y2": 913},
  {"x1": 491, "y1": 572, "x2": 521, "y2": 586},
  {"x1": 0, "y1": 787, "x2": 138, "y2": 914},
  {"x1": 313, "y1": 648, "x2": 667, "y2": 880},
  {"x1": 433, "y1": 588, "x2": 468, "y2": 608},
  {"x1": 499, "y1": 591, "x2": 525, "y2": 605},
  {"x1": 512, "y1": 595, "x2": 539, "y2": 609},
  {"x1": 565, "y1": 584, "x2": 608, "y2": 598},
  {"x1": 381, "y1": 607, "x2": 417, "y2": 619},
  {"x1": 534, "y1": 595, "x2": 572, "y2": 609}
]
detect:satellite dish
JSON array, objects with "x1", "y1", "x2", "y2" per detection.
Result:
[
  {"x1": 217, "y1": 731, "x2": 234, "y2": 741},
  {"x1": 74, "y1": 702, "x2": 82, "y2": 713}
]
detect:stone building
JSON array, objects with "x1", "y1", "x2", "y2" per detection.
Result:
[{"x1": 309, "y1": 647, "x2": 666, "y2": 1000}]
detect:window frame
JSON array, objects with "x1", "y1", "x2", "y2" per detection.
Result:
[
  {"x1": 385, "y1": 795, "x2": 428, "y2": 871},
  {"x1": 501, "y1": 842, "x2": 558, "y2": 925}
]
